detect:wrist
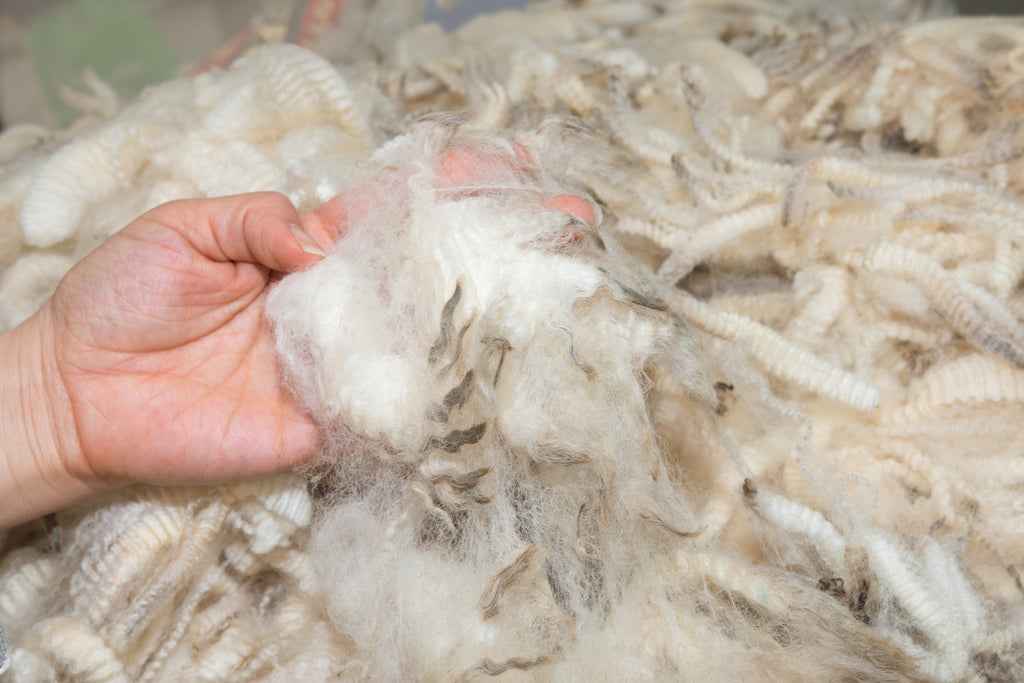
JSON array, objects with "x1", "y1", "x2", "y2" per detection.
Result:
[{"x1": 0, "y1": 305, "x2": 99, "y2": 529}]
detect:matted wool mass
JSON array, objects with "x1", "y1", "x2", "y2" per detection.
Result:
[{"x1": 2, "y1": 0, "x2": 1024, "y2": 681}]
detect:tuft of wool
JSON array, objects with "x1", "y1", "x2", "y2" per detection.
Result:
[
  {"x1": 268, "y1": 122, "x2": 720, "y2": 678},
  {"x1": 266, "y1": 123, "x2": 929, "y2": 681},
  {"x1": 2, "y1": 0, "x2": 1024, "y2": 680}
]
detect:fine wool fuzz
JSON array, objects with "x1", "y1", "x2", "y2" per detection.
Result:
[
  {"x1": 268, "y1": 122, "x2": 724, "y2": 678},
  {"x1": 267, "y1": 123, "x2": 917, "y2": 681},
  {"x1": 3, "y1": 0, "x2": 1024, "y2": 680}
]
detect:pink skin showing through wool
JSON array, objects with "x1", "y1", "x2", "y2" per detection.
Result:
[{"x1": 303, "y1": 143, "x2": 596, "y2": 248}]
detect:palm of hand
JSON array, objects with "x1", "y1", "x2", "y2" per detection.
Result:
[{"x1": 48, "y1": 196, "x2": 320, "y2": 487}]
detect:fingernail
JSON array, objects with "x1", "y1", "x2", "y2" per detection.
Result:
[
  {"x1": 548, "y1": 194, "x2": 597, "y2": 226},
  {"x1": 511, "y1": 142, "x2": 532, "y2": 163},
  {"x1": 290, "y1": 224, "x2": 327, "y2": 258}
]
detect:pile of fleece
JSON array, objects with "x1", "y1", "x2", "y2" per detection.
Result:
[{"x1": 2, "y1": 0, "x2": 1024, "y2": 680}]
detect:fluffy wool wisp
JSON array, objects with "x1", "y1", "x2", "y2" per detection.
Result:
[
  {"x1": 267, "y1": 122, "x2": 912, "y2": 681},
  {"x1": 266, "y1": 121, "x2": 721, "y2": 675}
]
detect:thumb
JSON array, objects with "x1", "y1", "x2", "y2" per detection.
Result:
[{"x1": 145, "y1": 192, "x2": 329, "y2": 272}]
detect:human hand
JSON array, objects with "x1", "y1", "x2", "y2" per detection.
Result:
[
  {"x1": 0, "y1": 141, "x2": 596, "y2": 529},
  {"x1": 44, "y1": 142, "x2": 594, "y2": 489},
  {"x1": 44, "y1": 192, "x2": 328, "y2": 489}
]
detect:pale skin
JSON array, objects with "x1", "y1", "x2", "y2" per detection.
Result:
[{"x1": 0, "y1": 147, "x2": 594, "y2": 530}]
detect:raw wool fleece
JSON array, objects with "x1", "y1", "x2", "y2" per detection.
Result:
[{"x1": 2, "y1": 0, "x2": 1024, "y2": 680}]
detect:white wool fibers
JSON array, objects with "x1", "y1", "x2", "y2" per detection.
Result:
[
  {"x1": 265, "y1": 122, "x2": 922, "y2": 681},
  {"x1": 5, "y1": 1, "x2": 1024, "y2": 680},
  {"x1": 267, "y1": 123, "x2": 722, "y2": 678}
]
